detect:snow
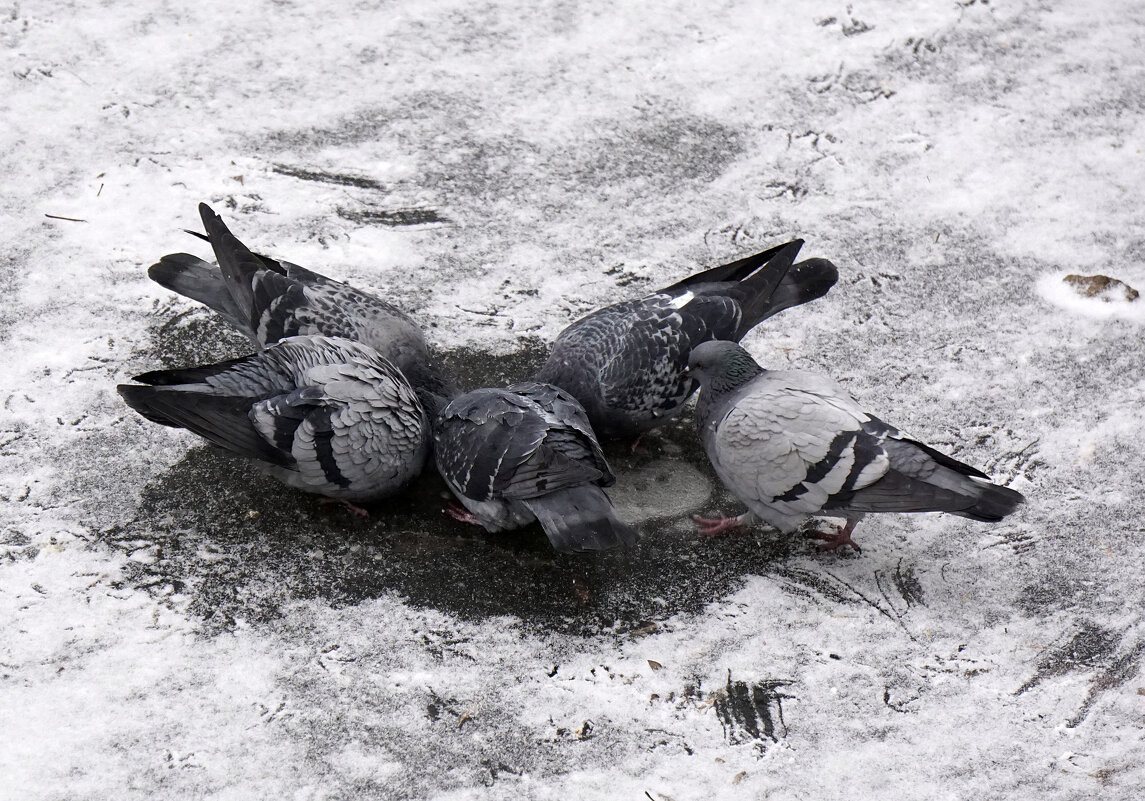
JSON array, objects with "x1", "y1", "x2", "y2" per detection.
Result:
[{"x1": 4, "y1": 0, "x2": 1145, "y2": 798}]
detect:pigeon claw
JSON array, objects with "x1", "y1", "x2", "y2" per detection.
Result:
[
  {"x1": 807, "y1": 520, "x2": 862, "y2": 553},
  {"x1": 692, "y1": 512, "x2": 747, "y2": 536},
  {"x1": 445, "y1": 502, "x2": 481, "y2": 526},
  {"x1": 319, "y1": 498, "x2": 370, "y2": 518}
]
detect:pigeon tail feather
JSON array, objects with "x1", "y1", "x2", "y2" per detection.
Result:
[
  {"x1": 740, "y1": 257, "x2": 839, "y2": 336},
  {"x1": 117, "y1": 383, "x2": 291, "y2": 466},
  {"x1": 825, "y1": 468, "x2": 1025, "y2": 522},
  {"x1": 660, "y1": 240, "x2": 797, "y2": 294},
  {"x1": 523, "y1": 486, "x2": 638, "y2": 553},
  {"x1": 197, "y1": 203, "x2": 271, "y2": 328},
  {"x1": 131, "y1": 354, "x2": 264, "y2": 387},
  {"x1": 723, "y1": 240, "x2": 805, "y2": 338},
  {"x1": 958, "y1": 479, "x2": 1026, "y2": 522},
  {"x1": 147, "y1": 253, "x2": 247, "y2": 330}
]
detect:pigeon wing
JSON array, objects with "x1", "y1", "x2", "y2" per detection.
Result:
[
  {"x1": 195, "y1": 205, "x2": 428, "y2": 372},
  {"x1": 594, "y1": 296, "x2": 736, "y2": 419},
  {"x1": 435, "y1": 387, "x2": 609, "y2": 503},
  {"x1": 710, "y1": 373, "x2": 890, "y2": 529},
  {"x1": 250, "y1": 352, "x2": 429, "y2": 495},
  {"x1": 121, "y1": 336, "x2": 429, "y2": 498},
  {"x1": 511, "y1": 381, "x2": 614, "y2": 483}
]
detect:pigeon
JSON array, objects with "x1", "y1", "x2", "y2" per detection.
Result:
[
  {"x1": 118, "y1": 335, "x2": 431, "y2": 506},
  {"x1": 687, "y1": 340, "x2": 1026, "y2": 550},
  {"x1": 533, "y1": 238, "x2": 838, "y2": 440},
  {"x1": 148, "y1": 203, "x2": 453, "y2": 410},
  {"x1": 434, "y1": 381, "x2": 637, "y2": 553}
]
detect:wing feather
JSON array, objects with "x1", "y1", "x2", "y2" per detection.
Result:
[{"x1": 711, "y1": 376, "x2": 891, "y2": 527}]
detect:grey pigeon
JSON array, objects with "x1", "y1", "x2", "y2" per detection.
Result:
[
  {"x1": 688, "y1": 341, "x2": 1026, "y2": 550},
  {"x1": 118, "y1": 335, "x2": 431, "y2": 506},
  {"x1": 533, "y1": 238, "x2": 837, "y2": 440},
  {"x1": 149, "y1": 203, "x2": 452, "y2": 409},
  {"x1": 434, "y1": 381, "x2": 637, "y2": 553}
]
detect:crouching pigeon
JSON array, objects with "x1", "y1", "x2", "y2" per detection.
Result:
[
  {"x1": 149, "y1": 203, "x2": 452, "y2": 406},
  {"x1": 434, "y1": 381, "x2": 637, "y2": 553},
  {"x1": 687, "y1": 341, "x2": 1026, "y2": 551},
  {"x1": 533, "y1": 238, "x2": 838, "y2": 440},
  {"x1": 118, "y1": 335, "x2": 431, "y2": 508}
]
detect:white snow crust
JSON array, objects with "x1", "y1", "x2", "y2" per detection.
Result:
[{"x1": 3, "y1": 1, "x2": 1145, "y2": 799}]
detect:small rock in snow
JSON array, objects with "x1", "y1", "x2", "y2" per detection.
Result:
[{"x1": 1062, "y1": 274, "x2": 1139, "y2": 302}]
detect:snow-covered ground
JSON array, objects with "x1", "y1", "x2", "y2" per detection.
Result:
[{"x1": 3, "y1": 1, "x2": 1144, "y2": 798}]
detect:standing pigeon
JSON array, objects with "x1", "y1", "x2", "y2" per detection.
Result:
[
  {"x1": 434, "y1": 381, "x2": 637, "y2": 553},
  {"x1": 149, "y1": 203, "x2": 452, "y2": 408},
  {"x1": 533, "y1": 239, "x2": 837, "y2": 440},
  {"x1": 118, "y1": 335, "x2": 431, "y2": 507},
  {"x1": 687, "y1": 341, "x2": 1025, "y2": 550}
]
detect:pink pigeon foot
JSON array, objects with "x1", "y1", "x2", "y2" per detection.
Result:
[
  {"x1": 445, "y1": 502, "x2": 481, "y2": 526},
  {"x1": 807, "y1": 520, "x2": 862, "y2": 553},
  {"x1": 319, "y1": 498, "x2": 369, "y2": 518},
  {"x1": 692, "y1": 512, "x2": 748, "y2": 536}
]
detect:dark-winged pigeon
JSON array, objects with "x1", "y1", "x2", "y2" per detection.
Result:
[
  {"x1": 687, "y1": 340, "x2": 1026, "y2": 551},
  {"x1": 533, "y1": 239, "x2": 837, "y2": 440},
  {"x1": 434, "y1": 381, "x2": 637, "y2": 553},
  {"x1": 149, "y1": 203, "x2": 453, "y2": 411},
  {"x1": 118, "y1": 335, "x2": 431, "y2": 504}
]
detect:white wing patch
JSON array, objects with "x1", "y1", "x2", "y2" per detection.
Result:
[
  {"x1": 850, "y1": 452, "x2": 890, "y2": 492},
  {"x1": 667, "y1": 290, "x2": 694, "y2": 309}
]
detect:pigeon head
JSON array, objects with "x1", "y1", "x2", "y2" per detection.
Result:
[{"x1": 688, "y1": 340, "x2": 763, "y2": 394}]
